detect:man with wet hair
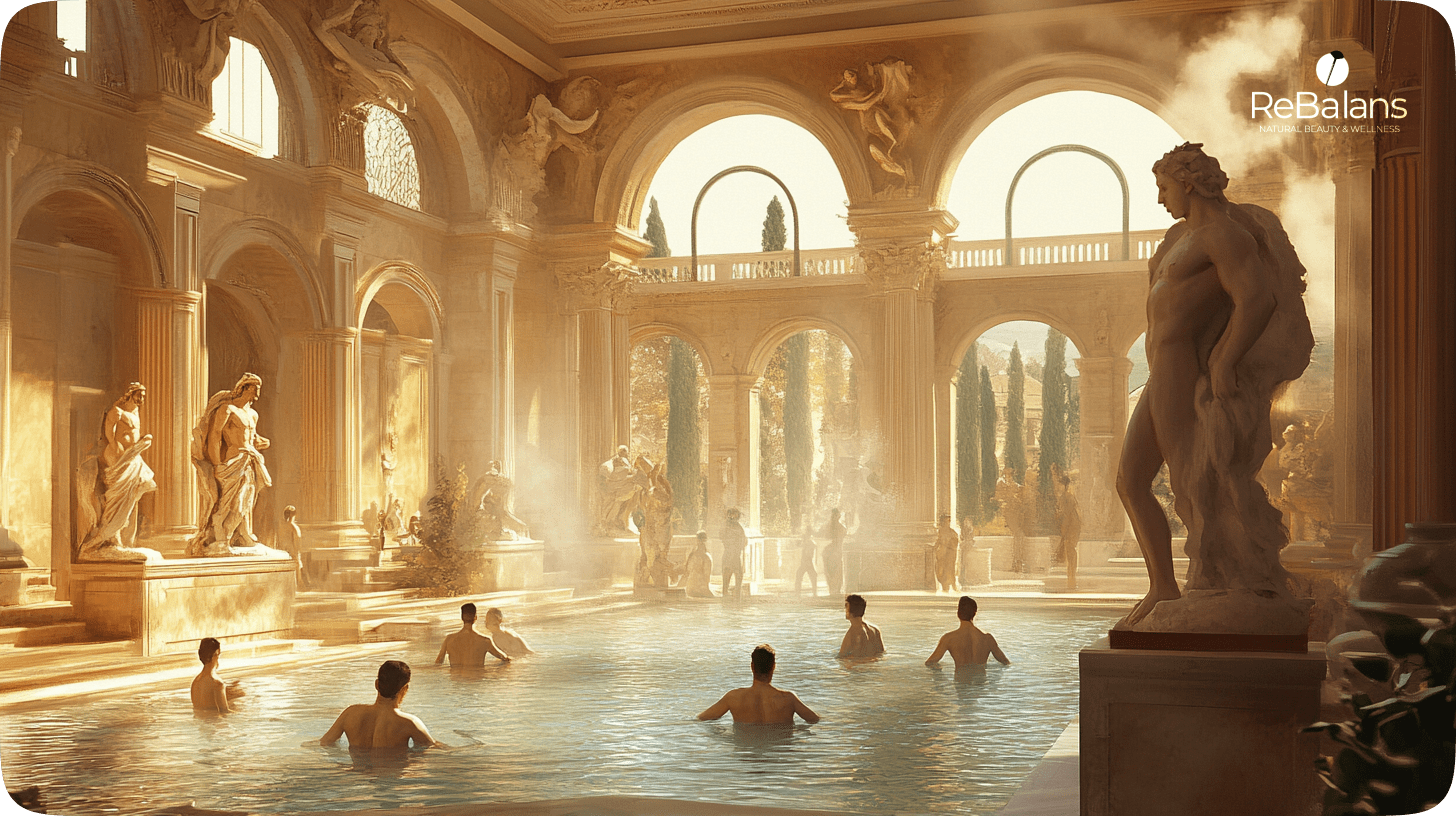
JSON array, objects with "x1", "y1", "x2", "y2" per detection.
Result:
[
  {"x1": 190, "y1": 636, "x2": 245, "y2": 712},
  {"x1": 483, "y1": 607, "x2": 534, "y2": 657},
  {"x1": 925, "y1": 596, "x2": 1011, "y2": 669},
  {"x1": 319, "y1": 660, "x2": 441, "y2": 749},
  {"x1": 838, "y1": 594, "x2": 885, "y2": 659},
  {"x1": 697, "y1": 644, "x2": 820, "y2": 725},
  {"x1": 435, "y1": 602, "x2": 511, "y2": 667}
]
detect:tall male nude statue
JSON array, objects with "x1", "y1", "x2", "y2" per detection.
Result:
[
  {"x1": 75, "y1": 383, "x2": 162, "y2": 563},
  {"x1": 187, "y1": 373, "x2": 283, "y2": 557},
  {"x1": 933, "y1": 514, "x2": 959, "y2": 593},
  {"x1": 1118, "y1": 143, "x2": 1312, "y2": 631}
]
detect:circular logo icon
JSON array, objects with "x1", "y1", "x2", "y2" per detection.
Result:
[{"x1": 1316, "y1": 51, "x2": 1348, "y2": 86}]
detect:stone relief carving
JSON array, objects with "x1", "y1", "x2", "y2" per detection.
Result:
[
  {"x1": 595, "y1": 445, "x2": 643, "y2": 538},
  {"x1": 150, "y1": 0, "x2": 253, "y2": 101},
  {"x1": 859, "y1": 242, "x2": 945, "y2": 293},
  {"x1": 556, "y1": 262, "x2": 642, "y2": 311},
  {"x1": 311, "y1": 0, "x2": 416, "y2": 114},
  {"x1": 187, "y1": 372, "x2": 288, "y2": 558},
  {"x1": 489, "y1": 77, "x2": 601, "y2": 227},
  {"x1": 831, "y1": 59, "x2": 916, "y2": 195}
]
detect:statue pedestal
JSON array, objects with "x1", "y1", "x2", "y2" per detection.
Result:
[
  {"x1": 1079, "y1": 637, "x2": 1325, "y2": 816},
  {"x1": 70, "y1": 556, "x2": 296, "y2": 656},
  {"x1": 573, "y1": 537, "x2": 640, "y2": 585},
  {"x1": 845, "y1": 543, "x2": 932, "y2": 590},
  {"x1": 960, "y1": 548, "x2": 992, "y2": 587},
  {"x1": 464, "y1": 538, "x2": 545, "y2": 593}
]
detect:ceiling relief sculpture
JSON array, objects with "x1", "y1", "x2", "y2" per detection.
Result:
[
  {"x1": 490, "y1": 77, "x2": 603, "y2": 228},
  {"x1": 831, "y1": 58, "x2": 917, "y2": 196},
  {"x1": 311, "y1": 0, "x2": 416, "y2": 114}
]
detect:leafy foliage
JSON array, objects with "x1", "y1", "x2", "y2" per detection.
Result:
[
  {"x1": 785, "y1": 333, "x2": 812, "y2": 529},
  {"x1": 1005, "y1": 343, "x2": 1027, "y2": 481},
  {"x1": 400, "y1": 462, "x2": 483, "y2": 596},
  {"x1": 762, "y1": 195, "x2": 787, "y2": 253},
  {"x1": 978, "y1": 365, "x2": 998, "y2": 524},
  {"x1": 1038, "y1": 328, "x2": 1069, "y2": 530},
  {"x1": 1307, "y1": 609, "x2": 1456, "y2": 815},
  {"x1": 644, "y1": 197, "x2": 671, "y2": 258},
  {"x1": 666, "y1": 337, "x2": 703, "y2": 529}
]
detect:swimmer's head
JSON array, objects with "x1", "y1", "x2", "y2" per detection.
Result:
[
  {"x1": 376, "y1": 660, "x2": 411, "y2": 699},
  {"x1": 461, "y1": 602, "x2": 477, "y2": 622},
  {"x1": 198, "y1": 637, "x2": 221, "y2": 665},
  {"x1": 846, "y1": 594, "x2": 867, "y2": 617},
  {"x1": 1152, "y1": 142, "x2": 1229, "y2": 202},
  {"x1": 958, "y1": 596, "x2": 978, "y2": 622},
  {"x1": 485, "y1": 607, "x2": 503, "y2": 626},
  {"x1": 751, "y1": 644, "x2": 776, "y2": 679}
]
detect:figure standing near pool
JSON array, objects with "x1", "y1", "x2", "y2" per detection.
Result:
[
  {"x1": 698, "y1": 644, "x2": 820, "y2": 725},
  {"x1": 819, "y1": 508, "x2": 847, "y2": 596},
  {"x1": 435, "y1": 602, "x2": 511, "y2": 666},
  {"x1": 794, "y1": 521, "x2": 818, "y2": 596},
  {"x1": 482, "y1": 607, "x2": 534, "y2": 657},
  {"x1": 190, "y1": 636, "x2": 245, "y2": 713},
  {"x1": 721, "y1": 507, "x2": 748, "y2": 599},
  {"x1": 319, "y1": 660, "x2": 442, "y2": 749},
  {"x1": 838, "y1": 594, "x2": 885, "y2": 659},
  {"x1": 925, "y1": 596, "x2": 1011, "y2": 669}
]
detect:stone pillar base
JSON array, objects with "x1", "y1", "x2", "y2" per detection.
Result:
[
  {"x1": 1080, "y1": 637, "x2": 1325, "y2": 816},
  {"x1": 70, "y1": 556, "x2": 296, "y2": 656},
  {"x1": 465, "y1": 539, "x2": 545, "y2": 593},
  {"x1": 139, "y1": 527, "x2": 197, "y2": 559},
  {"x1": 959, "y1": 549, "x2": 992, "y2": 587}
]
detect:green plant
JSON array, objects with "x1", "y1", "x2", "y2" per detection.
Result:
[{"x1": 401, "y1": 462, "x2": 484, "y2": 596}]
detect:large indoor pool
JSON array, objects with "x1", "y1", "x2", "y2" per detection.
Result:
[{"x1": 0, "y1": 599, "x2": 1120, "y2": 814}]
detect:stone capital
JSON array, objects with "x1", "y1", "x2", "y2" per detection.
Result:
[
  {"x1": 859, "y1": 241, "x2": 947, "y2": 293},
  {"x1": 556, "y1": 261, "x2": 642, "y2": 311}
]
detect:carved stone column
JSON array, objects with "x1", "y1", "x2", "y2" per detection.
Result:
[
  {"x1": 850, "y1": 204, "x2": 956, "y2": 588},
  {"x1": 134, "y1": 288, "x2": 202, "y2": 552},
  {"x1": 934, "y1": 363, "x2": 956, "y2": 522},
  {"x1": 0, "y1": 125, "x2": 18, "y2": 543},
  {"x1": 1329, "y1": 137, "x2": 1375, "y2": 554},
  {"x1": 706, "y1": 374, "x2": 762, "y2": 530},
  {"x1": 445, "y1": 230, "x2": 530, "y2": 478},
  {"x1": 297, "y1": 328, "x2": 366, "y2": 546},
  {"x1": 1074, "y1": 355, "x2": 1133, "y2": 542}
]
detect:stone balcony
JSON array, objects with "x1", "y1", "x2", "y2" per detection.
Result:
[{"x1": 637, "y1": 229, "x2": 1166, "y2": 283}]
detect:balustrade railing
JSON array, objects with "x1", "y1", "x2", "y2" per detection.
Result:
[{"x1": 637, "y1": 229, "x2": 1164, "y2": 283}]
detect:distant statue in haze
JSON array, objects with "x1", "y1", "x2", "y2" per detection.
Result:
[
  {"x1": 819, "y1": 508, "x2": 848, "y2": 596},
  {"x1": 794, "y1": 522, "x2": 819, "y2": 596},
  {"x1": 996, "y1": 468, "x2": 1029, "y2": 574},
  {"x1": 634, "y1": 458, "x2": 679, "y2": 589},
  {"x1": 720, "y1": 507, "x2": 749, "y2": 599},
  {"x1": 1053, "y1": 466, "x2": 1081, "y2": 591},
  {"x1": 1117, "y1": 142, "x2": 1313, "y2": 633},
  {"x1": 681, "y1": 531, "x2": 715, "y2": 598},
  {"x1": 474, "y1": 460, "x2": 530, "y2": 540},
  {"x1": 187, "y1": 373, "x2": 285, "y2": 558},
  {"x1": 933, "y1": 514, "x2": 958, "y2": 593},
  {"x1": 75, "y1": 383, "x2": 163, "y2": 563},
  {"x1": 596, "y1": 445, "x2": 642, "y2": 537}
]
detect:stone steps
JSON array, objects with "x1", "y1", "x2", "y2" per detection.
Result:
[
  {"x1": 0, "y1": 600, "x2": 75, "y2": 628},
  {"x1": 0, "y1": 620, "x2": 90, "y2": 648},
  {"x1": 294, "y1": 587, "x2": 593, "y2": 645}
]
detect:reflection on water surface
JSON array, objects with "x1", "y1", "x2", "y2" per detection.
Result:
[{"x1": 0, "y1": 601, "x2": 1118, "y2": 814}]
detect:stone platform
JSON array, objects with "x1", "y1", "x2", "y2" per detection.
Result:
[
  {"x1": 467, "y1": 538, "x2": 546, "y2": 593},
  {"x1": 70, "y1": 556, "x2": 296, "y2": 656},
  {"x1": 1079, "y1": 636, "x2": 1326, "y2": 816}
]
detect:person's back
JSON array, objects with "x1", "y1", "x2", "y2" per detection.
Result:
[
  {"x1": 436, "y1": 603, "x2": 511, "y2": 667},
  {"x1": 839, "y1": 594, "x2": 885, "y2": 659},
  {"x1": 699, "y1": 644, "x2": 820, "y2": 725},
  {"x1": 483, "y1": 607, "x2": 534, "y2": 657},
  {"x1": 190, "y1": 637, "x2": 243, "y2": 713},
  {"x1": 320, "y1": 660, "x2": 439, "y2": 750},
  {"x1": 927, "y1": 597, "x2": 1010, "y2": 669}
]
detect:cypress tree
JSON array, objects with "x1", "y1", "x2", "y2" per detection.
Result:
[
  {"x1": 1067, "y1": 374, "x2": 1081, "y2": 470},
  {"x1": 1006, "y1": 343, "x2": 1027, "y2": 481},
  {"x1": 785, "y1": 333, "x2": 811, "y2": 529},
  {"x1": 666, "y1": 337, "x2": 701, "y2": 528},
  {"x1": 644, "y1": 197, "x2": 671, "y2": 258},
  {"x1": 978, "y1": 365, "x2": 998, "y2": 523},
  {"x1": 1038, "y1": 327, "x2": 1068, "y2": 525},
  {"x1": 762, "y1": 196, "x2": 787, "y2": 253},
  {"x1": 759, "y1": 348, "x2": 789, "y2": 533},
  {"x1": 955, "y1": 345, "x2": 981, "y2": 524}
]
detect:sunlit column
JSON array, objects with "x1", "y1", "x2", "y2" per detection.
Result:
[
  {"x1": 707, "y1": 374, "x2": 761, "y2": 531},
  {"x1": 297, "y1": 328, "x2": 366, "y2": 546},
  {"x1": 134, "y1": 288, "x2": 202, "y2": 551},
  {"x1": 1329, "y1": 141, "x2": 1374, "y2": 552},
  {"x1": 1074, "y1": 355, "x2": 1132, "y2": 541},
  {"x1": 934, "y1": 363, "x2": 955, "y2": 521},
  {"x1": 0, "y1": 125, "x2": 16, "y2": 537}
]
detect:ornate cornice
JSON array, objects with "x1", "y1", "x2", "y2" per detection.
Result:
[{"x1": 555, "y1": 261, "x2": 642, "y2": 310}]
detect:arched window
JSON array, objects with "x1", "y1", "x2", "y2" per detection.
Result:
[
  {"x1": 363, "y1": 106, "x2": 421, "y2": 211},
  {"x1": 56, "y1": 0, "x2": 86, "y2": 77},
  {"x1": 210, "y1": 37, "x2": 280, "y2": 159}
]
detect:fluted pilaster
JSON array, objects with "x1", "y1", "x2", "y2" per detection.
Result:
[
  {"x1": 707, "y1": 374, "x2": 762, "y2": 530},
  {"x1": 134, "y1": 288, "x2": 202, "y2": 546},
  {"x1": 298, "y1": 328, "x2": 367, "y2": 546}
]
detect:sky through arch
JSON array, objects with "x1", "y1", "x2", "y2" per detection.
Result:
[
  {"x1": 642, "y1": 115, "x2": 853, "y2": 255},
  {"x1": 948, "y1": 91, "x2": 1185, "y2": 241}
]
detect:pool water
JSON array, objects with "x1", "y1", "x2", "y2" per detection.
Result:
[{"x1": 0, "y1": 600, "x2": 1120, "y2": 814}]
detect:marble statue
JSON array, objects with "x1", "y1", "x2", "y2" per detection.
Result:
[
  {"x1": 1054, "y1": 466, "x2": 1081, "y2": 591},
  {"x1": 382, "y1": 494, "x2": 404, "y2": 540},
  {"x1": 491, "y1": 77, "x2": 600, "y2": 224},
  {"x1": 830, "y1": 59, "x2": 915, "y2": 189},
  {"x1": 818, "y1": 508, "x2": 847, "y2": 596},
  {"x1": 1276, "y1": 414, "x2": 1334, "y2": 543},
  {"x1": 794, "y1": 523, "x2": 818, "y2": 596},
  {"x1": 178, "y1": 0, "x2": 252, "y2": 85},
  {"x1": 74, "y1": 383, "x2": 163, "y2": 563},
  {"x1": 399, "y1": 513, "x2": 422, "y2": 548},
  {"x1": 596, "y1": 445, "x2": 642, "y2": 537},
  {"x1": 186, "y1": 373, "x2": 285, "y2": 558},
  {"x1": 958, "y1": 515, "x2": 978, "y2": 588},
  {"x1": 933, "y1": 514, "x2": 958, "y2": 592},
  {"x1": 721, "y1": 507, "x2": 748, "y2": 599},
  {"x1": 312, "y1": 0, "x2": 416, "y2": 113},
  {"x1": 279, "y1": 505, "x2": 307, "y2": 587},
  {"x1": 473, "y1": 460, "x2": 529, "y2": 539},
  {"x1": 1117, "y1": 142, "x2": 1314, "y2": 633},
  {"x1": 681, "y1": 531, "x2": 715, "y2": 598},
  {"x1": 996, "y1": 468, "x2": 1030, "y2": 574},
  {"x1": 634, "y1": 458, "x2": 679, "y2": 588}
]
